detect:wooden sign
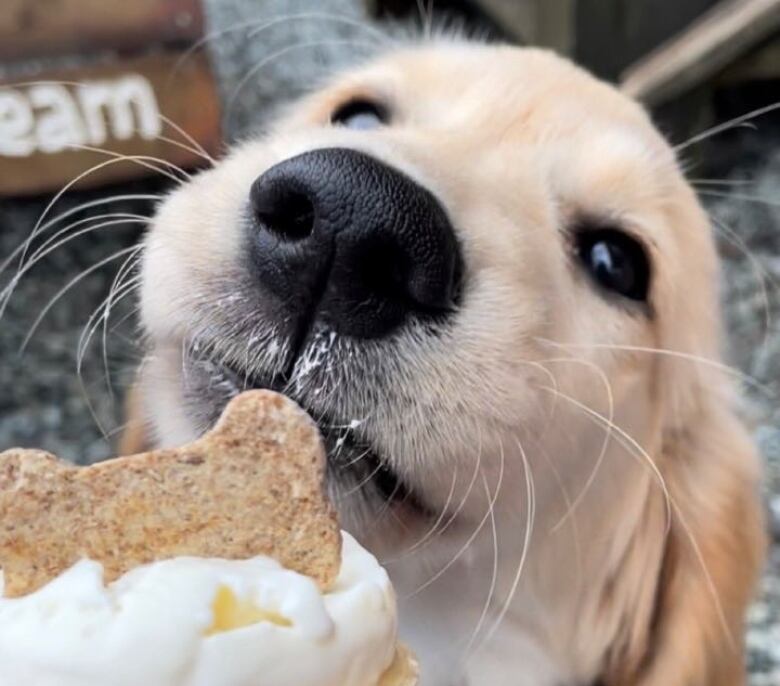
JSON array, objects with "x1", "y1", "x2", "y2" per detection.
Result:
[
  {"x1": 0, "y1": 51, "x2": 221, "y2": 196},
  {"x1": 0, "y1": 0, "x2": 204, "y2": 62}
]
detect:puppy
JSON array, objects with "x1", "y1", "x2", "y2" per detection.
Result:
[{"x1": 133, "y1": 41, "x2": 766, "y2": 685}]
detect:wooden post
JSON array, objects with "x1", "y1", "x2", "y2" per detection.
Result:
[{"x1": 621, "y1": 0, "x2": 780, "y2": 105}]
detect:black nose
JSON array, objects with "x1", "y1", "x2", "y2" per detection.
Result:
[{"x1": 248, "y1": 148, "x2": 461, "y2": 339}]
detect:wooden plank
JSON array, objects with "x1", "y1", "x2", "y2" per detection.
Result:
[
  {"x1": 0, "y1": 51, "x2": 221, "y2": 196},
  {"x1": 621, "y1": 0, "x2": 780, "y2": 105},
  {"x1": 0, "y1": 0, "x2": 204, "y2": 62}
]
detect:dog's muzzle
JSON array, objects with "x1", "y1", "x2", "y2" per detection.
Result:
[{"x1": 247, "y1": 147, "x2": 462, "y2": 340}]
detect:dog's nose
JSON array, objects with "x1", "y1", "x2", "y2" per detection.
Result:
[{"x1": 249, "y1": 148, "x2": 461, "y2": 339}]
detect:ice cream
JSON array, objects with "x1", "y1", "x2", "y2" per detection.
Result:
[
  {"x1": 0, "y1": 533, "x2": 402, "y2": 686},
  {"x1": 0, "y1": 391, "x2": 417, "y2": 685}
]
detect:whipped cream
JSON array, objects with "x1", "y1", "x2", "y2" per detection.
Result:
[{"x1": 0, "y1": 533, "x2": 397, "y2": 686}]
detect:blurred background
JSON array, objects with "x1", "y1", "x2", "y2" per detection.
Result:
[{"x1": 0, "y1": 0, "x2": 778, "y2": 681}]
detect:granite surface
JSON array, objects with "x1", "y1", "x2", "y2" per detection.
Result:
[{"x1": 0, "y1": 0, "x2": 777, "y2": 681}]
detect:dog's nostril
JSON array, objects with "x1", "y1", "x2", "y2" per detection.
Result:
[
  {"x1": 250, "y1": 179, "x2": 315, "y2": 242},
  {"x1": 248, "y1": 148, "x2": 462, "y2": 340}
]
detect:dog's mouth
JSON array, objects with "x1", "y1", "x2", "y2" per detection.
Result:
[{"x1": 181, "y1": 347, "x2": 434, "y2": 520}]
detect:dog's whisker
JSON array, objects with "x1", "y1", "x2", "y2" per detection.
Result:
[
  {"x1": 392, "y1": 467, "x2": 459, "y2": 560},
  {"x1": 226, "y1": 38, "x2": 379, "y2": 125},
  {"x1": 70, "y1": 246, "x2": 143, "y2": 441},
  {"x1": 26, "y1": 213, "x2": 148, "y2": 267},
  {"x1": 245, "y1": 12, "x2": 393, "y2": 44},
  {"x1": 18, "y1": 245, "x2": 142, "y2": 356},
  {"x1": 674, "y1": 101, "x2": 780, "y2": 152},
  {"x1": 26, "y1": 157, "x2": 174, "y2": 273},
  {"x1": 388, "y1": 419, "x2": 485, "y2": 563},
  {"x1": 0, "y1": 217, "x2": 147, "y2": 321},
  {"x1": 0, "y1": 194, "x2": 158, "y2": 282},
  {"x1": 669, "y1": 500, "x2": 738, "y2": 653},
  {"x1": 158, "y1": 114, "x2": 217, "y2": 163},
  {"x1": 538, "y1": 357, "x2": 616, "y2": 532},
  {"x1": 689, "y1": 178, "x2": 754, "y2": 187},
  {"x1": 538, "y1": 385, "x2": 673, "y2": 534},
  {"x1": 407, "y1": 437, "x2": 504, "y2": 598},
  {"x1": 481, "y1": 435, "x2": 535, "y2": 649},
  {"x1": 337, "y1": 452, "x2": 385, "y2": 499},
  {"x1": 77, "y1": 275, "x2": 140, "y2": 416},
  {"x1": 170, "y1": 11, "x2": 395, "y2": 81},
  {"x1": 100, "y1": 259, "x2": 143, "y2": 401},
  {"x1": 711, "y1": 215, "x2": 777, "y2": 351},
  {"x1": 537, "y1": 440, "x2": 583, "y2": 578},
  {"x1": 67, "y1": 145, "x2": 191, "y2": 183},
  {"x1": 154, "y1": 134, "x2": 216, "y2": 166},
  {"x1": 535, "y1": 338, "x2": 772, "y2": 396},
  {"x1": 699, "y1": 188, "x2": 780, "y2": 208},
  {"x1": 363, "y1": 476, "x2": 406, "y2": 535},
  {"x1": 463, "y1": 466, "x2": 502, "y2": 659}
]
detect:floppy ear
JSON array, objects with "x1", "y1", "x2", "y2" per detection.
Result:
[{"x1": 604, "y1": 388, "x2": 766, "y2": 686}]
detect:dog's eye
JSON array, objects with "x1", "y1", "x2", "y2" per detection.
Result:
[
  {"x1": 331, "y1": 99, "x2": 388, "y2": 130},
  {"x1": 576, "y1": 228, "x2": 650, "y2": 301}
]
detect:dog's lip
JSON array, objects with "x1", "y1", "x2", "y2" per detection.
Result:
[{"x1": 201, "y1": 354, "x2": 434, "y2": 517}]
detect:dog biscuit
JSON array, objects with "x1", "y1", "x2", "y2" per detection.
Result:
[{"x1": 0, "y1": 390, "x2": 340, "y2": 597}]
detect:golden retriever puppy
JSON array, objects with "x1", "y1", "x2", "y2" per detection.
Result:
[{"x1": 133, "y1": 42, "x2": 766, "y2": 685}]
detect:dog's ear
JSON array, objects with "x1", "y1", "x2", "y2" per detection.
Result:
[
  {"x1": 117, "y1": 381, "x2": 153, "y2": 456},
  {"x1": 605, "y1": 386, "x2": 765, "y2": 686}
]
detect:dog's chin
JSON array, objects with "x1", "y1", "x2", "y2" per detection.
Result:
[{"x1": 179, "y1": 349, "x2": 435, "y2": 533}]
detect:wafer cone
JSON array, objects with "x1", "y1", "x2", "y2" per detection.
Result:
[{"x1": 379, "y1": 643, "x2": 419, "y2": 685}]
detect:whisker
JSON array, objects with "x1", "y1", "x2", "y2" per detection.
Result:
[
  {"x1": 698, "y1": 188, "x2": 780, "y2": 208},
  {"x1": 674, "y1": 101, "x2": 780, "y2": 152},
  {"x1": 0, "y1": 194, "x2": 158, "y2": 281},
  {"x1": 28, "y1": 213, "x2": 148, "y2": 266},
  {"x1": 537, "y1": 441, "x2": 583, "y2": 577},
  {"x1": 464, "y1": 473, "x2": 500, "y2": 658},
  {"x1": 226, "y1": 39, "x2": 378, "y2": 124},
  {"x1": 671, "y1": 500, "x2": 737, "y2": 652},
  {"x1": 690, "y1": 178, "x2": 754, "y2": 187},
  {"x1": 535, "y1": 338, "x2": 772, "y2": 396},
  {"x1": 155, "y1": 135, "x2": 215, "y2": 165},
  {"x1": 159, "y1": 114, "x2": 216, "y2": 163},
  {"x1": 388, "y1": 420, "x2": 484, "y2": 562},
  {"x1": 245, "y1": 12, "x2": 392, "y2": 43},
  {"x1": 18, "y1": 245, "x2": 142, "y2": 355},
  {"x1": 170, "y1": 11, "x2": 394, "y2": 81},
  {"x1": 711, "y1": 215, "x2": 776, "y2": 349},
  {"x1": 538, "y1": 357, "x2": 615, "y2": 532},
  {"x1": 68, "y1": 145, "x2": 191, "y2": 183},
  {"x1": 338, "y1": 455, "x2": 385, "y2": 498},
  {"x1": 393, "y1": 467, "x2": 459, "y2": 559},
  {"x1": 77, "y1": 275, "x2": 140, "y2": 421},
  {"x1": 407, "y1": 437, "x2": 504, "y2": 598},
  {"x1": 100, "y1": 259, "x2": 143, "y2": 400},
  {"x1": 0, "y1": 217, "x2": 148, "y2": 319},
  {"x1": 25, "y1": 157, "x2": 178, "y2": 272},
  {"x1": 481, "y1": 435, "x2": 535, "y2": 648},
  {"x1": 537, "y1": 385, "x2": 672, "y2": 533}
]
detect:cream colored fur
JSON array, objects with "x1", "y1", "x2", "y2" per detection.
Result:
[{"x1": 133, "y1": 42, "x2": 766, "y2": 685}]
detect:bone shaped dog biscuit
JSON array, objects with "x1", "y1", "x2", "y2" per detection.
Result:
[{"x1": 0, "y1": 390, "x2": 341, "y2": 598}]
